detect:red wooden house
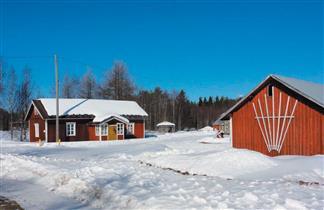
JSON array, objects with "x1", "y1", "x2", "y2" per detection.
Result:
[
  {"x1": 25, "y1": 98, "x2": 148, "y2": 142},
  {"x1": 218, "y1": 75, "x2": 323, "y2": 156}
]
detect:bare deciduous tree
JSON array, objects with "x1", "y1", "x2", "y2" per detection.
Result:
[
  {"x1": 79, "y1": 69, "x2": 96, "y2": 99},
  {"x1": 0, "y1": 57, "x2": 6, "y2": 105},
  {"x1": 62, "y1": 74, "x2": 79, "y2": 98},
  {"x1": 6, "y1": 67, "x2": 17, "y2": 140},
  {"x1": 100, "y1": 61, "x2": 135, "y2": 100},
  {"x1": 16, "y1": 66, "x2": 32, "y2": 141}
]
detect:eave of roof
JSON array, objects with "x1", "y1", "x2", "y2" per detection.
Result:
[
  {"x1": 218, "y1": 75, "x2": 324, "y2": 121},
  {"x1": 24, "y1": 99, "x2": 49, "y2": 121},
  {"x1": 25, "y1": 99, "x2": 148, "y2": 122}
]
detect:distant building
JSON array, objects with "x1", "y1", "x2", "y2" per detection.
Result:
[
  {"x1": 212, "y1": 119, "x2": 230, "y2": 134},
  {"x1": 25, "y1": 98, "x2": 148, "y2": 142},
  {"x1": 218, "y1": 75, "x2": 323, "y2": 156},
  {"x1": 156, "y1": 121, "x2": 175, "y2": 133}
]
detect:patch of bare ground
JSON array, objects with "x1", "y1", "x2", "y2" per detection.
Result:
[
  {"x1": 139, "y1": 160, "x2": 211, "y2": 177},
  {"x1": 0, "y1": 196, "x2": 24, "y2": 210},
  {"x1": 298, "y1": 180, "x2": 321, "y2": 186}
]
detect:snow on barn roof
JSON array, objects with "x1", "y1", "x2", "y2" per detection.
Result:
[
  {"x1": 36, "y1": 98, "x2": 148, "y2": 122},
  {"x1": 273, "y1": 75, "x2": 324, "y2": 106},
  {"x1": 217, "y1": 74, "x2": 324, "y2": 121},
  {"x1": 156, "y1": 121, "x2": 175, "y2": 127}
]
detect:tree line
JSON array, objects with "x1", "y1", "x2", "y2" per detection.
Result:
[{"x1": 0, "y1": 59, "x2": 239, "y2": 140}]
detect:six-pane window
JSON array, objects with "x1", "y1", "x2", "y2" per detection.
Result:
[
  {"x1": 66, "y1": 122, "x2": 76, "y2": 136},
  {"x1": 127, "y1": 123, "x2": 134, "y2": 134},
  {"x1": 117, "y1": 123, "x2": 124, "y2": 135},
  {"x1": 95, "y1": 124, "x2": 108, "y2": 136}
]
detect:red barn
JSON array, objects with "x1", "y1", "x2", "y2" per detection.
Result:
[
  {"x1": 25, "y1": 98, "x2": 148, "y2": 142},
  {"x1": 218, "y1": 75, "x2": 323, "y2": 156}
]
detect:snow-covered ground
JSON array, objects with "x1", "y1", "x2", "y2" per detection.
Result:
[{"x1": 1, "y1": 131, "x2": 323, "y2": 209}]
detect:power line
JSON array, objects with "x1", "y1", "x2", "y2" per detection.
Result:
[
  {"x1": 3, "y1": 55, "x2": 52, "y2": 59},
  {"x1": 58, "y1": 56, "x2": 107, "y2": 71},
  {"x1": 3, "y1": 55, "x2": 108, "y2": 72}
]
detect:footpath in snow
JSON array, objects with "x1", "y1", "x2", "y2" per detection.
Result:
[{"x1": 1, "y1": 131, "x2": 323, "y2": 210}]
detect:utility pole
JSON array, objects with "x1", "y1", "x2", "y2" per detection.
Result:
[{"x1": 54, "y1": 54, "x2": 59, "y2": 143}]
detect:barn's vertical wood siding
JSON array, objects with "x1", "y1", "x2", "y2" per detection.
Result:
[
  {"x1": 232, "y1": 85, "x2": 323, "y2": 156},
  {"x1": 133, "y1": 121, "x2": 145, "y2": 138},
  {"x1": 29, "y1": 106, "x2": 46, "y2": 142}
]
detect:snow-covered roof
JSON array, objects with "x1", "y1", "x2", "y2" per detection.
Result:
[
  {"x1": 272, "y1": 75, "x2": 323, "y2": 106},
  {"x1": 37, "y1": 98, "x2": 148, "y2": 122},
  {"x1": 100, "y1": 114, "x2": 130, "y2": 124},
  {"x1": 218, "y1": 74, "x2": 324, "y2": 121},
  {"x1": 156, "y1": 121, "x2": 175, "y2": 127}
]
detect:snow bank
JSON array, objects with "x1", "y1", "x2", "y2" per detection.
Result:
[
  {"x1": 197, "y1": 136, "x2": 230, "y2": 144},
  {"x1": 156, "y1": 121, "x2": 175, "y2": 127},
  {"x1": 0, "y1": 130, "x2": 22, "y2": 141},
  {"x1": 137, "y1": 148, "x2": 277, "y2": 179},
  {"x1": 199, "y1": 126, "x2": 213, "y2": 131},
  {"x1": 1, "y1": 131, "x2": 323, "y2": 210}
]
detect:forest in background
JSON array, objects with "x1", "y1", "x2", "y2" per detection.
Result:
[{"x1": 0, "y1": 59, "x2": 239, "y2": 140}]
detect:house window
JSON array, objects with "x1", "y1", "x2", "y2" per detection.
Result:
[
  {"x1": 267, "y1": 85, "x2": 273, "y2": 97},
  {"x1": 34, "y1": 123, "x2": 39, "y2": 138},
  {"x1": 95, "y1": 124, "x2": 108, "y2": 136},
  {"x1": 117, "y1": 123, "x2": 124, "y2": 135},
  {"x1": 34, "y1": 109, "x2": 39, "y2": 116},
  {"x1": 127, "y1": 123, "x2": 135, "y2": 134},
  {"x1": 66, "y1": 122, "x2": 76, "y2": 136}
]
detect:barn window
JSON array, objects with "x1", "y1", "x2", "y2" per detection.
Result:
[
  {"x1": 267, "y1": 85, "x2": 273, "y2": 97},
  {"x1": 95, "y1": 124, "x2": 108, "y2": 136},
  {"x1": 66, "y1": 122, "x2": 76, "y2": 136},
  {"x1": 127, "y1": 123, "x2": 135, "y2": 134},
  {"x1": 117, "y1": 123, "x2": 124, "y2": 135}
]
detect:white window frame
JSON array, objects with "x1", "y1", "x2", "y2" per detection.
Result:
[
  {"x1": 34, "y1": 123, "x2": 39, "y2": 138},
  {"x1": 66, "y1": 122, "x2": 76, "y2": 136},
  {"x1": 95, "y1": 125, "x2": 100, "y2": 136},
  {"x1": 95, "y1": 124, "x2": 108, "y2": 136},
  {"x1": 127, "y1": 123, "x2": 135, "y2": 134},
  {"x1": 116, "y1": 123, "x2": 124, "y2": 135}
]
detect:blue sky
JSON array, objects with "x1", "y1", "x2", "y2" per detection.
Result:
[{"x1": 1, "y1": 0, "x2": 323, "y2": 100}]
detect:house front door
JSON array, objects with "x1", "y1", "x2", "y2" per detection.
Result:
[{"x1": 108, "y1": 125, "x2": 117, "y2": 140}]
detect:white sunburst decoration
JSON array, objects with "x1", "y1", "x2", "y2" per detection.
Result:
[{"x1": 252, "y1": 86, "x2": 298, "y2": 152}]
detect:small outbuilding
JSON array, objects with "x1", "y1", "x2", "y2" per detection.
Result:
[
  {"x1": 156, "y1": 121, "x2": 175, "y2": 133},
  {"x1": 218, "y1": 75, "x2": 323, "y2": 156}
]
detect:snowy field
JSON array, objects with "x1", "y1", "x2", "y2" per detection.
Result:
[{"x1": 0, "y1": 131, "x2": 323, "y2": 210}]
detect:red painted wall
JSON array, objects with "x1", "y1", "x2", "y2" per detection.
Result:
[
  {"x1": 28, "y1": 106, "x2": 46, "y2": 142},
  {"x1": 47, "y1": 119, "x2": 93, "y2": 142},
  {"x1": 88, "y1": 124, "x2": 108, "y2": 141},
  {"x1": 232, "y1": 84, "x2": 323, "y2": 156},
  {"x1": 134, "y1": 121, "x2": 145, "y2": 138}
]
